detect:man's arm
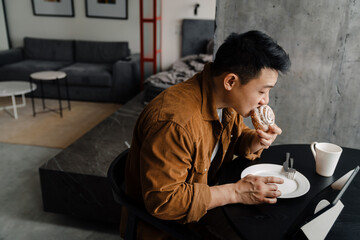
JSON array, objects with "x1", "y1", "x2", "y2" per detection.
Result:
[
  {"x1": 140, "y1": 122, "x2": 211, "y2": 223},
  {"x1": 208, "y1": 175, "x2": 283, "y2": 210},
  {"x1": 235, "y1": 121, "x2": 282, "y2": 160},
  {"x1": 211, "y1": 121, "x2": 284, "y2": 210}
]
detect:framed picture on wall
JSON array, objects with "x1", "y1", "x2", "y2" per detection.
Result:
[
  {"x1": 86, "y1": 0, "x2": 128, "y2": 20},
  {"x1": 31, "y1": 0, "x2": 74, "y2": 17}
]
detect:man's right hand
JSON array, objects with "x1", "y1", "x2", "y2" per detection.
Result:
[{"x1": 233, "y1": 174, "x2": 283, "y2": 204}]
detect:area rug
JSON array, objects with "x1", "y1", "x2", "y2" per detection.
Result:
[{"x1": 0, "y1": 97, "x2": 121, "y2": 149}]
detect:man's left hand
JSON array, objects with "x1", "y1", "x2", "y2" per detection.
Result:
[{"x1": 253, "y1": 124, "x2": 282, "y2": 151}]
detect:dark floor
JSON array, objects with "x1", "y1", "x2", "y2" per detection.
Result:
[{"x1": 0, "y1": 142, "x2": 121, "y2": 240}]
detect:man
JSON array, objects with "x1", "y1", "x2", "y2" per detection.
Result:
[{"x1": 123, "y1": 30, "x2": 291, "y2": 239}]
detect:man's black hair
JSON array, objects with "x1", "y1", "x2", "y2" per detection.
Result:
[{"x1": 213, "y1": 31, "x2": 291, "y2": 84}]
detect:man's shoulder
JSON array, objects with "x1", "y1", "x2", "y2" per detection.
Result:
[{"x1": 156, "y1": 78, "x2": 202, "y2": 126}]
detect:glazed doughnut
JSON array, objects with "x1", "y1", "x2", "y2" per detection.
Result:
[{"x1": 251, "y1": 105, "x2": 275, "y2": 131}]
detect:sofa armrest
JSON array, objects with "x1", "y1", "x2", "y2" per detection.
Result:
[
  {"x1": 0, "y1": 48, "x2": 24, "y2": 67},
  {"x1": 111, "y1": 53, "x2": 140, "y2": 103}
]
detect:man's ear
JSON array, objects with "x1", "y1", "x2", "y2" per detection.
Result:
[{"x1": 223, "y1": 73, "x2": 239, "y2": 91}]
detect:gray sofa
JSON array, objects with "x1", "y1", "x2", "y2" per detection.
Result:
[{"x1": 0, "y1": 37, "x2": 140, "y2": 103}]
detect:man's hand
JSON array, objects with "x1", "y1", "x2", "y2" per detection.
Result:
[
  {"x1": 208, "y1": 174, "x2": 283, "y2": 210},
  {"x1": 252, "y1": 124, "x2": 282, "y2": 152},
  {"x1": 233, "y1": 174, "x2": 283, "y2": 204}
]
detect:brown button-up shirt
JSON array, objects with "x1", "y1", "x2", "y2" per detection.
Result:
[{"x1": 123, "y1": 63, "x2": 262, "y2": 239}]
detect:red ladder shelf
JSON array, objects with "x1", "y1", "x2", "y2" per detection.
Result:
[{"x1": 139, "y1": 0, "x2": 162, "y2": 90}]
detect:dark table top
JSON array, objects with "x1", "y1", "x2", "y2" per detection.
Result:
[
  {"x1": 219, "y1": 144, "x2": 360, "y2": 240},
  {"x1": 40, "y1": 92, "x2": 145, "y2": 176}
]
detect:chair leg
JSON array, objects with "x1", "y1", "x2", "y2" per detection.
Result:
[{"x1": 125, "y1": 212, "x2": 138, "y2": 240}]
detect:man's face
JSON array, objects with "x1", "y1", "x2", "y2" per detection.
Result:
[{"x1": 228, "y1": 68, "x2": 278, "y2": 117}]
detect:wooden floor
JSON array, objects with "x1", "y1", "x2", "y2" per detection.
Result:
[{"x1": 0, "y1": 97, "x2": 121, "y2": 148}]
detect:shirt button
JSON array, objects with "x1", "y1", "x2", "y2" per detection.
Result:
[{"x1": 204, "y1": 168, "x2": 207, "y2": 172}]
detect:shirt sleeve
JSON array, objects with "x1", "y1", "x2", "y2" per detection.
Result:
[
  {"x1": 139, "y1": 121, "x2": 211, "y2": 223},
  {"x1": 234, "y1": 116, "x2": 263, "y2": 160}
]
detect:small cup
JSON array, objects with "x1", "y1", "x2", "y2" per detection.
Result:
[{"x1": 310, "y1": 142, "x2": 343, "y2": 177}]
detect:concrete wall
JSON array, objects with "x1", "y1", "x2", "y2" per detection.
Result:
[
  {"x1": 215, "y1": 0, "x2": 360, "y2": 149},
  {"x1": 3, "y1": 0, "x2": 215, "y2": 70}
]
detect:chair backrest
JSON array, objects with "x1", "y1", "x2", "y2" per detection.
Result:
[{"x1": 107, "y1": 149, "x2": 202, "y2": 240}]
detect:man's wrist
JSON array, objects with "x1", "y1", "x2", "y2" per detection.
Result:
[
  {"x1": 250, "y1": 132, "x2": 263, "y2": 153},
  {"x1": 208, "y1": 183, "x2": 237, "y2": 210}
]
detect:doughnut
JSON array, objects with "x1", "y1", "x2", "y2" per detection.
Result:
[{"x1": 251, "y1": 105, "x2": 275, "y2": 131}]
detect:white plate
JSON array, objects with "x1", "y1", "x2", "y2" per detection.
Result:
[{"x1": 241, "y1": 164, "x2": 310, "y2": 198}]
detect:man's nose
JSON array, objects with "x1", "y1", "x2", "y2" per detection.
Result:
[{"x1": 260, "y1": 93, "x2": 269, "y2": 105}]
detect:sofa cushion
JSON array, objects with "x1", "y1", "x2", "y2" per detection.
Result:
[
  {"x1": 24, "y1": 37, "x2": 74, "y2": 62},
  {"x1": 0, "y1": 59, "x2": 72, "y2": 81},
  {"x1": 75, "y1": 40, "x2": 129, "y2": 63},
  {"x1": 0, "y1": 48, "x2": 23, "y2": 67},
  {"x1": 60, "y1": 62, "x2": 112, "y2": 87}
]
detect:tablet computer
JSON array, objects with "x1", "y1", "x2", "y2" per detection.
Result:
[{"x1": 288, "y1": 166, "x2": 359, "y2": 238}]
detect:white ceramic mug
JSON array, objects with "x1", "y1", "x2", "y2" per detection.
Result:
[{"x1": 310, "y1": 142, "x2": 343, "y2": 177}]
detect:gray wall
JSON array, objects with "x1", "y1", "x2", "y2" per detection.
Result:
[{"x1": 215, "y1": 0, "x2": 360, "y2": 149}]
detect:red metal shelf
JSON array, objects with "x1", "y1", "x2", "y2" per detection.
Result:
[{"x1": 139, "y1": 0, "x2": 162, "y2": 90}]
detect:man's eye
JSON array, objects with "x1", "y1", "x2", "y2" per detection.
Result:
[{"x1": 259, "y1": 91, "x2": 265, "y2": 94}]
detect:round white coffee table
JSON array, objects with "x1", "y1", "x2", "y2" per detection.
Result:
[
  {"x1": 29, "y1": 71, "x2": 71, "y2": 118},
  {"x1": 0, "y1": 81, "x2": 37, "y2": 119}
]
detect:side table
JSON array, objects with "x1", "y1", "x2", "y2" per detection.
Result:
[
  {"x1": 0, "y1": 81, "x2": 37, "y2": 119},
  {"x1": 29, "y1": 71, "x2": 71, "y2": 118}
]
